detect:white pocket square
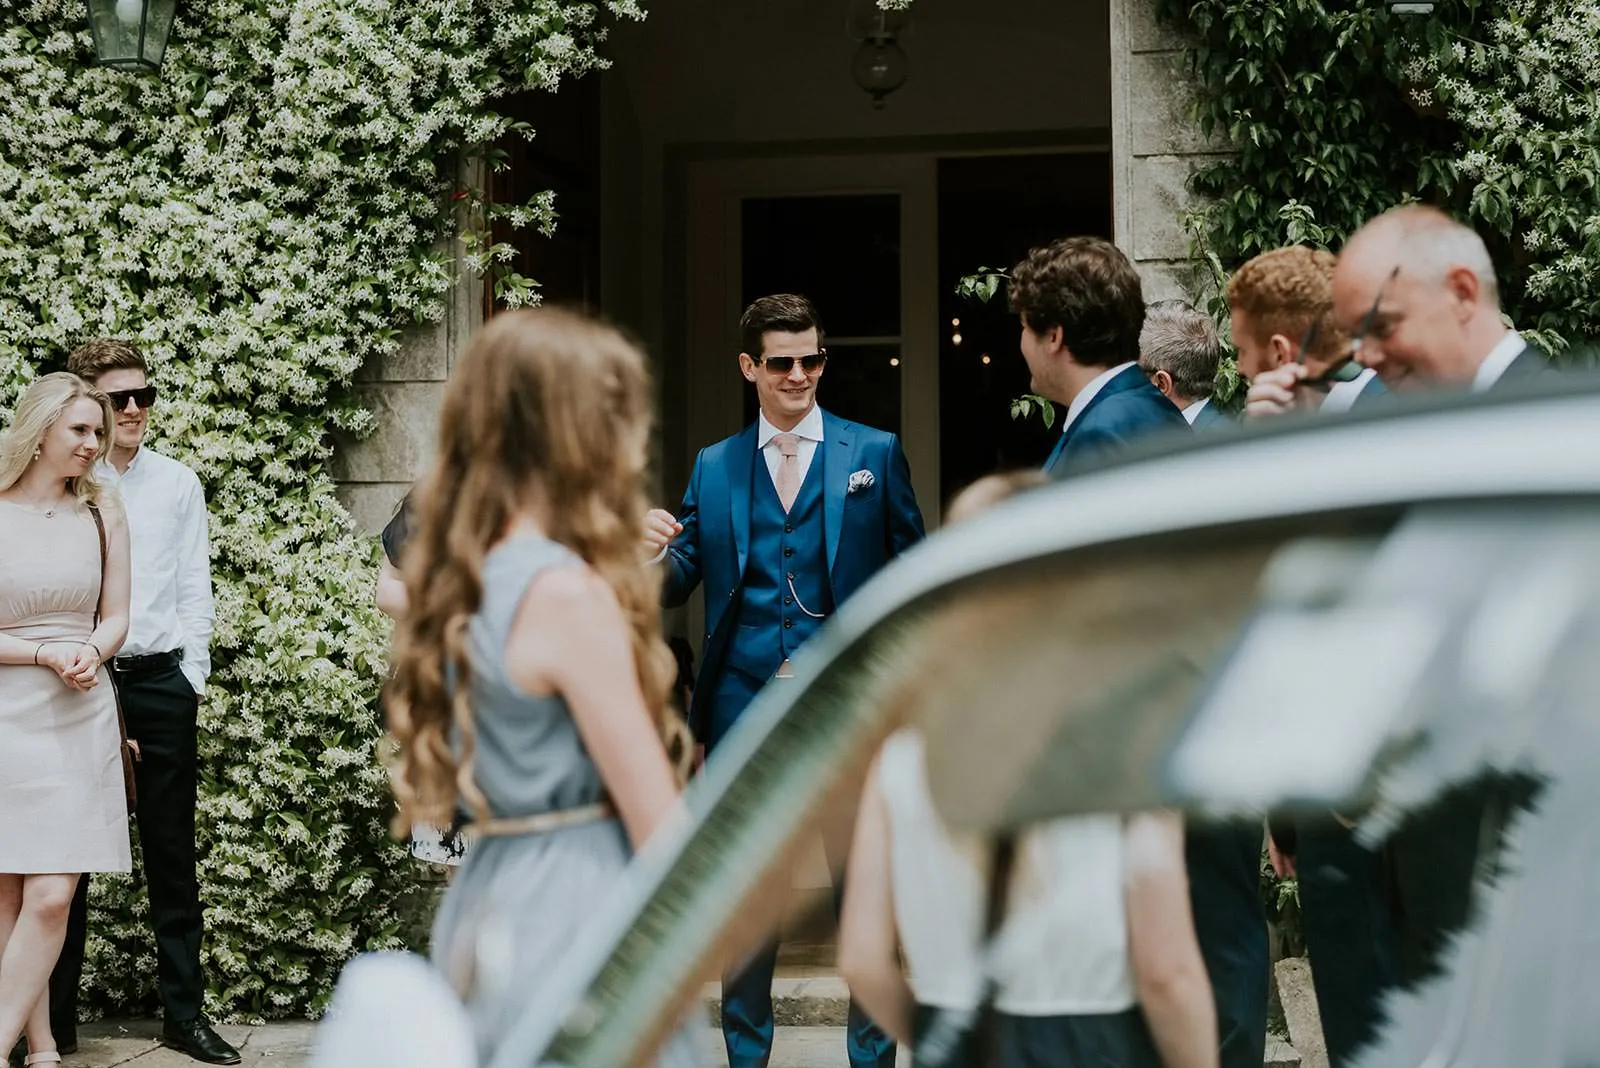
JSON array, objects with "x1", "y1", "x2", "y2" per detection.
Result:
[{"x1": 847, "y1": 469, "x2": 876, "y2": 494}]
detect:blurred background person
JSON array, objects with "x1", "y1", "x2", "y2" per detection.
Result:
[
  {"x1": 1139, "y1": 300, "x2": 1228, "y2": 429},
  {"x1": 1229, "y1": 247, "x2": 1382, "y2": 420},
  {"x1": 1332, "y1": 205, "x2": 1547, "y2": 393},
  {"x1": 1007, "y1": 238, "x2": 1189, "y2": 472},
  {"x1": 839, "y1": 471, "x2": 1217, "y2": 1068},
  {"x1": 385, "y1": 308, "x2": 696, "y2": 1066},
  {"x1": 374, "y1": 492, "x2": 467, "y2": 871},
  {"x1": 0, "y1": 374, "x2": 130, "y2": 1068}
]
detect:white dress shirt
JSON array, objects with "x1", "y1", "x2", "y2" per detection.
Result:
[
  {"x1": 1181, "y1": 396, "x2": 1211, "y2": 425},
  {"x1": 1061, "y1": 361, "x2": 1139, "y2": 435},
  {"x1": 1319, "y1": 367, "x2": 1380, "y2": 416},
  {"x1": 1471, "y1": 330, "x2": 1527, "y2": 393},
  {"x1": 100, "y1": 448, "x2": 214, "y2": 694},
  {"x1": 757, "y1": 404, "x2": 825, "y2": 491},
  {"x1": 877, "y1": 729, "x2": 1137, "y2": 1015}
]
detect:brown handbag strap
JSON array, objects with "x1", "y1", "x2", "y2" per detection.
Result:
[
  {"x1": 85, "y1": 502, "x2": 136, "y2": 762},
  {"x1": 88, "y1": 502, "x2": 107, "y2": 625}
]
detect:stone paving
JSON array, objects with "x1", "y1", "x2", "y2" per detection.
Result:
[{"x1": 61, "y1": 1017, "x2": 1299, "y2": 1068}]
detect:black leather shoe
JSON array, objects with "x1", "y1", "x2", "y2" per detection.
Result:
[{"x1": 162, "y1": 1018, "x2": 241, "y2": 1065}]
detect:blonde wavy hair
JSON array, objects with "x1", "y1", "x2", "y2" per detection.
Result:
[
  {"x1": 0, "y1": 372, "x2": 115, "y2": 505},
  {"x1": 386, "y1": 308, "x2": 690, "y2": 830}
]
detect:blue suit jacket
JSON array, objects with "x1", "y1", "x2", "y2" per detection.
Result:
[
  {"x1": 1190, "y1": 397, "x2": 1231, "y2": 430},
  {"x1": 663, "y1": 410, "x2": 925, "y2": 735},
  {"x1": 1045, "y1": 365, "x2": 1192, "y2": 472}
]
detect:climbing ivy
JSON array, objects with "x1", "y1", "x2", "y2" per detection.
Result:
[
  {"x1": 0, "y1": 0, "x2": 642, "y2": 1019},
  {"x1": 1157, "y1": 0, "x2": 1600, "y2": 356}
]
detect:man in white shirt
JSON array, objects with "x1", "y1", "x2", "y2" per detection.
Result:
[
  {"x1": 1139, "y1": 299, "x2": 1228, "y2": 429},
  {"x1": 48, "y1": 340, "x2": 239, "y2": 1065}
]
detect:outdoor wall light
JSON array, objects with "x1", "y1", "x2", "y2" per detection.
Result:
[
  {"x1": 86, "y1": 0, "x2": 178, "y2": 72},
  {"x1": 848, "y1": 2, "x2": 909, "y2": 109}
]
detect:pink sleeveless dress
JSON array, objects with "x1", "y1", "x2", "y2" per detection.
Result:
[{"x1": 0, "y1": 500, "x2": 131, "y2": 873}]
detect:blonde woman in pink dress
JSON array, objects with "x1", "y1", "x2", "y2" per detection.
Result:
[{"x1": 0, "y1": 373, "x2": 132, "y2": 1067}]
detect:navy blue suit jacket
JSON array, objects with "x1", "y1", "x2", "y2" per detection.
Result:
[
  {"x1": 1190, "y1": 398, "x2": 1231, "y2": 430},
  {"x1": 662, "y1": 410, "x2": 925, "y2": 736},
  {"x1": 1045, "y1": 365, "x2": 1192, "y2": 472},
  {"x1": 1489, "y1": 344, "x2": 1550, "y2": 390}
]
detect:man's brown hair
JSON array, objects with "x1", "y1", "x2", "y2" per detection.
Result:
[
  {"x1": 66, "y1": 338, "x2": 147, "y2": 383},
  {"x1": 739, "y1": 294, "x2": 824, "y2": 358},
  {"x1": 1225, "y1": 247, "x2": 1345, "y2": 361},
  {"x1": 1008, "y1": 236, "x2": 1145, "y2": 368}
]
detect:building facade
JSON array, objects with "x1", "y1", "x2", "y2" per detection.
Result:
[{"x1": 334, "y1": 0, "x2": 1221, "y2": 534}]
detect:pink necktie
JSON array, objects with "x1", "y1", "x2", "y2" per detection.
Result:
[{"x1": 772, "y1": 433, "x2": 801, "y2": 512}]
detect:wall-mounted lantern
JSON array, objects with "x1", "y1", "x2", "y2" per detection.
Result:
[
  {"x1": 86, "y1": 0, "x2": 178, "y2": 72},
  {"x1": 848, "y1": 2, "x2": 910, "y2": 110}
]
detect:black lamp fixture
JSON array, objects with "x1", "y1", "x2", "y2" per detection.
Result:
[
  {"x1": 86, "y1": 0, "x2": 178, "y2": 72},
  {"x1": 848, "y1": 2, "x2": 910, "y2": 110}
]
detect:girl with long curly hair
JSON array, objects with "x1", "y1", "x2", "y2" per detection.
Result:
[{"x1": 384, "y1": 307, "x2": 694, "y2": 1065}]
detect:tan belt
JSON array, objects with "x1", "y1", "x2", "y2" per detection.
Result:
[{"x1": 467, "y1": 801, "x2": 615, "y2": 839}]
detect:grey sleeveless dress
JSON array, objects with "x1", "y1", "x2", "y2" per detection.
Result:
[{"x1": 429, "y1": 534, "x2": 700, "y2": 1066}]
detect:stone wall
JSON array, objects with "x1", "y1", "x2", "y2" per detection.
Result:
[
  {"x1": 1110, "y1": 0, "x2": 1229, "y2": 301},
  {"x1": 333, "y1": 161, "x2": 484, "y2": 534}
]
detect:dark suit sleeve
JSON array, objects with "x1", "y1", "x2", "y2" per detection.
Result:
[
  {"x1": 1062, "y1": 425, "x2": 1131, "y2": 467},
  {"x1": 662, "y1": 452, "x2": 704, "y2": 608},
  {"x1": 883, "y1": 434, "x2": 926, "y2": 558}
]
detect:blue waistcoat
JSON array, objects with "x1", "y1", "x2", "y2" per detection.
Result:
[{"x1": 721, "y1": 452, "x2": 834, "y2": 681}]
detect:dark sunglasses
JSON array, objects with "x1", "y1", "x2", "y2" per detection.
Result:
[
  {"x1": 1293, "y1": 318, "x2": 1365, "y2": 391},
  {"x1": 105, "y1": 386, "x2": 158, "y2": 411},
  {"x1": 1293, "y1": 267, "x2": 1400, "y2": 391},
  {"x1": 757, "y1": 351, "x2": 827, "y2": 375}
]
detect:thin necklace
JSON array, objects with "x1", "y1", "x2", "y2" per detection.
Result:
[{"x1": 8, "y1": 491, "x2": 72, "y2": 519}]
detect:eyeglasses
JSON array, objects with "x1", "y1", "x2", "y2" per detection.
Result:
[
  {"x1": 1293, "y1": 266, "x2": 1400, "y2": 391},
  {"x1": 104, "y1": 386, "x2": 158, "y2": 411},
  {"x1": 757, "y1": 352, "x2": 827, "y2": 375},
  {"x1": 1344, "y1": 265, "x2": 1402, "y2": 363}
]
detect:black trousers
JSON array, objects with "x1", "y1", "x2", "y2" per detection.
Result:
[{"x1": 51, "y1": 661, "x2": 206, "y2": 1029}]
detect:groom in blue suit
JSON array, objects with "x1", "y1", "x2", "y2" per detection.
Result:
[
  {"x1": 1006, "y1": 236, "x2": 1190, "y2": 473},
  {"x1": 645, "y1": 293, "x2": 923, "y2": 1068}
]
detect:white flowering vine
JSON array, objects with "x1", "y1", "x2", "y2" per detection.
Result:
[
  {"x1": 0, "y1": 0, "x2": 642, "y2": 1019},
  {"x1": 1405, "y1": 1, "x2": 1600, "y2": 343}
]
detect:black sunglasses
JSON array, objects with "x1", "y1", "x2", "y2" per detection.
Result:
[
  {"x1": 1294, "y1": 266, "x2": 1400, "y2": 391},
  {"x1": 105, "y1": 386, "x2": 158, "y2": 411},
  {"x1": 757, "y1": 352, "x2": 827, "y2": 375},
  {"x1": 1293, "y1": 317, "x2": 1365, "y2": 392}
]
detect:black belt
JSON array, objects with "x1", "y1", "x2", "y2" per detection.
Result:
[{"x1": 111, "y1": 649, "x2": 182, "y2": 676}]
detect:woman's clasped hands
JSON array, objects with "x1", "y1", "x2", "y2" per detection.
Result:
[{"x1": 37, "y1": 641, "x2": 101, "y2": 691}]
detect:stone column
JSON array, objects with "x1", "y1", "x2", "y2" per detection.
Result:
[
  {"x1": 334, "y1": 157, "x2": 485, "y2": 533},
  {"x1": 1110, "y1": 0, "x2": 1230, "y2": 301}
]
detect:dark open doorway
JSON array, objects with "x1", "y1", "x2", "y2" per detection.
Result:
[{"x1": 937, "y1": 151, "x2": 1113, "y2": 505}]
